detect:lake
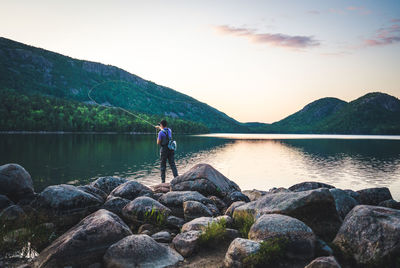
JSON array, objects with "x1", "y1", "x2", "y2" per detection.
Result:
[{"x1": 1, "y1": 133, "x2": 400, "y2": 200}]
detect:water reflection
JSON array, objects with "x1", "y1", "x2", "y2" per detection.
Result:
[{"x1": 1, "y1": 134, "x2": 399, "y2": 200}]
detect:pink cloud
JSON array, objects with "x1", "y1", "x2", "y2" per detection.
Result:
[
  {"x1": 214, "y1": 25, "x2": 320, "y2": 50},
  {"x1": 346, "y1": 6, "x2": 371, "y2": 15},
  {"x1": 364, "y1": 24, "x2": 400, "y2": 47}
]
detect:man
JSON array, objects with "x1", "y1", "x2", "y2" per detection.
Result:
[{"x1": 155, "y1": 119, "x2": 178, "y2": 183}]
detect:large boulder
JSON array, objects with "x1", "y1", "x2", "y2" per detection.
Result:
[
  {"x1": 109, "y1": 180, "x2": 153, "y2": 200},
  {"x1": 181, "y1": 216, "x2": 217, "y2": 232},
  {"x1": 103, "y1": 234, "x2": 183, "y2": 268},
  {"x1": 224, "y1": 238, "x2": 261, "y2": 268},
  {"x1": 77, "y1": 185, "x2": 108, "y2": 202},
  {"x1": 329, "y1": 188, "x2": 359, "y2": 220},
  {"x1": 379, "y1": 199, "x2": 400, "y2": 210},
  {"x1": 0, "y1": 163, "x2": 34, "y2": 202},
  {"x1": 122, "y1": 196, "x2": 171, "y2": 223},
  {"x1": 90, "y1": 176, "x2": 128, "y2": 195},
  {"x1": 333, "y1": 205, "x2": 400, "y2": 267},
  {"x1": 183, "y1": 200, "x2": 213, "y2": 221},
  {"x1": 35, "y1": 209, "x2": 132, "y2": 268},
  {"x1": 170, "y1": 164, "x2": 241, "y2": 200},
  {"x1": 289, "y1": 182, "x2": 335, "y2": 192},
  {"x1": 158, "y1": 191, "x2": 212, "y2": 217},
  {"x1": 233, "y1": 188, "x2": 342, "y2": 241},
  {"x1": 102, "y1": 196, "x2": 130, "y2": 217},
  {"x1": 356, "y1": 187, "x2": 393, "y2": 205},
  {"x1": 305, "y1": 256, "x2": 341, "y2": 268},
  {"x1": 172, "y1": 230, "x2": 202, "y2": 257},
  {"x1": 34, "y1": 184, "x2": 103, "y2": 226},
  {"x1": 248, "y1": 214, "x2": 316, "y2": 260}
]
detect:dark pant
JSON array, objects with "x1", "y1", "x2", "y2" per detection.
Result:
[{"x1": 160, "y1": 147, "x2": 178, "y2": 183}]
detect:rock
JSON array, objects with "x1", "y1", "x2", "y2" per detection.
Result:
[
  {"x1": 34, "y1": 184, "x2": 103, "y2": 227},
  {"x1": 305, "y1": 256, "x2": 342, "y2": 268},
  {"x1": 224, "y1": 191, "x2": 250, "y2": 206},
  {"x1": 35, "y1": 209, "x2": 132, "y2": 268},
  {"x1": 315, "y1": 239, "x2": 334, "y2": 256},
  {"x1": 0, "y1": 194, "x2": 14, "y2": 211},
  {"x1": 225, "y1": 201, "x2": 245, "y2": 217},
  {"x1": 224, "y1": 238, "x2": 261, "y2": 268},
  {"x1": 0, "y1": 204, "x2": 26, "y2": 225},
  {"x1": 379, "y1": 199, "x2": 400, "y2": 209},
  {"x1": 102, "y1": 196, "x2": 130, "y2": 216},
  {"x1": 0, "y1": 163, "x2": 34, "y2": 202},
  {"x1": 158, "y1": 191, "x2": 212, "y2": 217},
  {"x1": 343, "y1": 190, "x2": 360, "y2": 203},
  {"x1": 329, "y1": 188, "x2": 359, "y2": 220},
  {"x1": 289, "y1": 182, "x2": 335, "y2": 192},
  {"x1": 166, "y1": 215, "x2": 185, "y2": 229},
  {"x1": 356, "y1": 187, "x2": 393, "y2": 205},
  {"x1": 77, "y1": 185, "x2": 108, "y2": 202},
  {"x1": 138, "y1": 223, "x2": 158, "y2": 235},
  {"x1": 172, "y1": 230, "x2": 202, "y2": 257},
  {"x1": 225, "y1": 228, "x2": 240, "y2": 240},
  {"x1": 183, "y1": 200, "x2": 213, "y2": 221},
  {"x1": 333, "y1": 205, "x2": 400, "y2": 266},
  {"x1": 103, "y1": 234, "x2": 183, "y2": 268},
  {"x1": 90, "y1": 176, "x2": 128, "y2": 195},
  {"x1": 153, "y1": 193, "x2": 163, "y2": 201},
  {"x1": 151, "y1": 182, "x2": 171, "y2": 193},
  {"x1": 170, "y1": 163, "x2": 241, "y2": 200},
  {"x1": 242, "y1": 189, "x2": 268, "y2": 201},
  {"x1": 205, "y1": 202, "x2": 220, "y2": 216},
  {"x1": 110, "y1": 180, "x2": 153, "y2": 200},
  {"x1": 248, "y1": 214, "x2": 316, "y2": 260},
  {"x1": 216, "y1": 215, "x2": 233, "y2": 227},
  {"x1": 233, "y1": 188, "x2": 342, "y2": 241},
  {"x1": 152, "y1": 231, "x2": 172, "y2": 243},
  {"x1": 122, "y1": 196, "x2": 171, "y2": 223},
  {"x1": 181, "y1": 217, "x2": 217, "y2": 232},
  {"x1": 269, "y1": 187, "x2": 292, "y2": 194},
  {"x1": 208, "y1": 195, "x2": 227, "y2": 212}
]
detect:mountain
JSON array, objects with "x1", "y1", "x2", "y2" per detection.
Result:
[
  {"x1": 0, "y1": 37, "x2": 247, "y2": 132},
  {"x1": 262, "y1": 93, "x2": 400, "y2": 134}
]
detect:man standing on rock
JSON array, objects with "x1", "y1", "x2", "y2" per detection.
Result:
[{"x1": 155, "y1": 119, "x2": 178, "y2": 183}]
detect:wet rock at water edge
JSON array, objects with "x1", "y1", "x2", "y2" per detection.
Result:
[
  {"x1": 329, "y1": 188, "x2": 359, "y2": 220},
  {"x1": 356, "y1": 187, "x2": 392, "y2": 205},
  {"x1": 90, "y1": 176, "x2": 128, "y2": 195},
  {"x1": 288, "y1": 181, "x2": 335, "y2": 192},
  {"x1": 172, "y1": 230, "x2": 202, "y2": 257},
  {"x1": 170, "y1": 163, "x2": 242, "y2": 200},
  {"x1": 34, "y1": 209, "x2": 132, "y2": 268},
  {"x1": 333, "y1": 205, "x2": 400, "y2": 267},
  {"x1": 77, "y1": 185, "x2": 108, "y2": 202},
  {"x1": 0, "y1": 163, "x2": 34, "y2": 202},
  {"x1": 109, "y1": 180, "x2": 153, "y2": 200},
  {"x1": 103, "y1": 234, "x2": 183, "y2": 268}
]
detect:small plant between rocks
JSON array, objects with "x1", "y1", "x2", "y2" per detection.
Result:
[
  {"x1": 233, "y1": 211, "x2": 255, "y2": 238},
  {"x1": 143, "y1": 206, "x2": 167, "y2": 228},
  {"x1": 198, "y1": 218, "x2": 228, "y2": 247},
  {"x1": 242, "y1": 237, "x2": 288, "y2": 268}
]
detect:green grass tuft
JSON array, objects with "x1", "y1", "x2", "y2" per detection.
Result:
[
  {"x1": 143, "y1": 206, "x2": 167, "y2": 227},
  {"x1": 198, "y1": 218, "x2": 228, "y2": 247},
  {"x1": 233, "y1": 211, "x2": 255, "y2": 238},
  {"x1": 243, "y1": 237, "x2": 288, "y2": 268}
]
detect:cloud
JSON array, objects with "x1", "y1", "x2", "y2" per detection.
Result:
[
  {"x1": 307, "y1": 10, "x2": 320, "y2": 15},
  {"x1": 391, "y1": 18, "x2": 400, "y2": 23},
  {"x1": 364, "y1": 24, "x2": 400, "y2": 47},
  {"x1": 214, "y1": 25, "x2": 320, "y2": 50},
  {"x1": 346, "y1": 6, "x2": 371, "y2": 15}
]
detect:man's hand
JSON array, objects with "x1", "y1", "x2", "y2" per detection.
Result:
[{"x1": 155, "y1": 125, "x2": 161, "y2": 130}]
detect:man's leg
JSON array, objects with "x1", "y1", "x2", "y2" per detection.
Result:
[
  {"x1": 168, "y1": 150, "x2": 179, "y2": 178},
  {"x1": 160, "y1": 149, "x2": 167, "y2": 183}
]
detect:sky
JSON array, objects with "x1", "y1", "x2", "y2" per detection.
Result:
[{"x1": 1, "y1": 0, "x2": 400, "y2": 123}]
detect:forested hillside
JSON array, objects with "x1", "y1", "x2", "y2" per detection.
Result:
[{"x1": 0, "y1": 89, "x2": 208, "y2": 133}]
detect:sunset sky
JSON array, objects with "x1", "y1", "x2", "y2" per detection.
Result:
[{"x1": 1, "y1": 0, "x2": 400, "y2": 123}]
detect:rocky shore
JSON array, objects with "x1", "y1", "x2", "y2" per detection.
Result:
[{"x1": 1, "y1": 163, "x2": 400, "y2": 268}]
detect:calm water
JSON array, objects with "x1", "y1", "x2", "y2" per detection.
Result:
[{"x1": 1, "y1": 133, "x2": 400, "y2": 200}]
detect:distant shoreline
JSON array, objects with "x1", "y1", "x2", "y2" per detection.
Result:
[{"x1": 0, "y1": 131, "x2": 156, "y2": 135}]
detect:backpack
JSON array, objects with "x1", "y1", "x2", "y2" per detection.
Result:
[{"x1": 162, "y1": 128, "x2": 177, "y2": 151}]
